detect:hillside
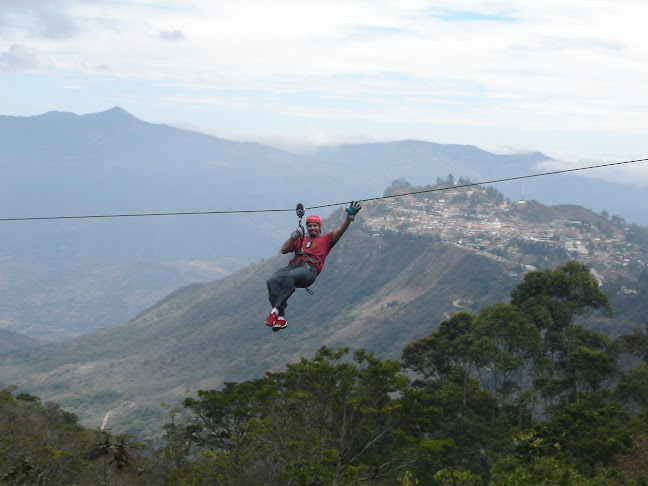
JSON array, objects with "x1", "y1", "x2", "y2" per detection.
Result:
[
  {"x1": 3, "y1": 108, "x2": 648, "y2": 340},
  {"x1": 0, "y1": 225, "x2": 520, "y2": 436},
  {"x1": 3, "y1": 181, "x2": 647, "y2": 437},
  {"x1": 0, "y1": 329, "x2": 42, "y2": 354}
]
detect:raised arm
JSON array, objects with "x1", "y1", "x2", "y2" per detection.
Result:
[{"x1": 332, "y1": 201, "x2": 362, "y2": 243}]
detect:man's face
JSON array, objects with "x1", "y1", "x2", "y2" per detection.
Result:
[{"x1": 307, "y1": 222, "x2": 321, "y2": 237}]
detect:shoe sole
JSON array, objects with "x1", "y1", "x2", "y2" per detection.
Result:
[{"x1": 272, "y1": 323, "x2": 288, "y2": 332}]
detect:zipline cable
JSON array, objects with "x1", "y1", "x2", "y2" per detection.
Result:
[
  {"x1": 0, "y1": 208, "x2": 291, "y2": 222},
  {"x1": 1, "y1": 157, "x2": 646, "y2": 222},
  {"x1": 306, "y1": 157, "x2": 648, "y2": 211}
]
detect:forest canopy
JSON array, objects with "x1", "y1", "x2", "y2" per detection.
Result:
[{"x1": 2, "y1": 260, "x2": 648, "y2": 485}]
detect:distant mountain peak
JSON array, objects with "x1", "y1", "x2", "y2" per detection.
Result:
[
  {"x1": 104, "y1": 106, "x2": 135, "y2": 117},
  {"x1": 30, "y1": 107, "x2": 139, "y2": 124},
  {"x1": 37, "y1": 110, "x2": 78, "y2": 120},
  {"x1": 83, "y1": 106, "x2": 139, "y2": 121}
]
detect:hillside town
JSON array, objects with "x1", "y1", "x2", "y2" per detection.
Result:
[{"x1": 362, "y1": 185, "x2": 647, "y2": 281}]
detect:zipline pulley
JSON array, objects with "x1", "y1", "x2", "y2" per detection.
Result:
[{"x1": 296, "y1": 203, "x2": 305, "y2": 220}]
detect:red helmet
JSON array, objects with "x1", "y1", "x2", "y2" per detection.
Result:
[{"x1": 306, "y1": 215, "x2": 322, "y2": 226}]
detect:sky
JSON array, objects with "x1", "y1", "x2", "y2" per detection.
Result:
[{"x1": 2, "y1": 0, "x2": 648, "y2": 183}]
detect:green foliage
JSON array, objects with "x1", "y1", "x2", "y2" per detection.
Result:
[
  {"x1": 473, "y1": 303, "x2": 541, "y2": 396},
  {"x1": 402, "y1": 311, "x2": 476, "y2": 382},
  {"x1": 566, "y1": 346, "x2": 619, "y2": 393},
  {"x1": 396, "y1": 470, "x2": 420, "y2": 485},
  {"x1": 511, "y1": 260, "x2": 612, "y2": 331},
  {"x1": 435, "y1": 467, "x2": 483, "y2": 485},
  {"x1": 507, "y1": 261, "x2": 615, "y2": 412},
  {"x1": 489, "y1": 455, "x2": 602, "y2": 485},
  {"x1": 397, "y1": 261, "x2": 648, "y2": 483},
  {"x1": 614, "y1": 325, "x2": 648, "y2": 362},
  {"x1": 178, "y1": 346, "x2": 437, "y2": 485},
  {"x1": 615, "y1": 363, "x2": 648, "y2": 412},
  {"x1": 6, "y1": 261, "x2": 648, "y2": 485},
  {"x1": 610, "y1": 433, "x2": 648, "y2": 485},
  {"x1": 513, "y1": 399, "x2": 634, "y2": 472},
  {"x1": 0, "y1": 384, "x2": 154, "y2": 485}
]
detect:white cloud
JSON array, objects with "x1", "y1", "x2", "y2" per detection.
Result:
[
  {"x1": 0, "y1": 44, "x2": 56, "y2": 73},
  {"x1": 1, "y1": 0, "x2": 648, "y2": 165},
  {"x1": 0, "y1": 0, "x2": 79, "y2": 39}
]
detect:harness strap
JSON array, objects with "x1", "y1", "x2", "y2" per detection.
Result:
[{"x1": 301, "y1": 253, "x2": 321, "y2": 266}]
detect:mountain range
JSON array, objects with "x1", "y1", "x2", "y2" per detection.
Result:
[{"x1": 2, "y1": 108, "x2": 648, "y2": 340}]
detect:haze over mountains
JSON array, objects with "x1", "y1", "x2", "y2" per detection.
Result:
[{"x1": 1, "y1": 107, "x2": 647, "y2": 340}]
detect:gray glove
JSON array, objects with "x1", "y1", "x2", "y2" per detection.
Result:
[
  {"x1": 291, "y1": 226, "x2": 305, "y2": 241},
  {"x1": 345, "y1": 201, "x2": 362, "y2": 221}
]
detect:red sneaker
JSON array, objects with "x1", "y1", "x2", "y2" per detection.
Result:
[
  {"x1": 265, "y1": 310, "x2": 278, "y2": 326},
  {"x1": 272, "y1": 317, "x2": 288, "y2": 332}
]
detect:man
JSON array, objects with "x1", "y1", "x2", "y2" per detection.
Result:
[{"x1": 265, "y1": 201, "x2": 362, "y2": 332}]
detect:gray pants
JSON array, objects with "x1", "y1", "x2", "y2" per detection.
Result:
[{"x1": 266, "y1": 262, "x2": 318, "y2": 316}]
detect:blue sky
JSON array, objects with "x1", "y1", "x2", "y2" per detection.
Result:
[{"x1": 2, "y1": 0, "x2": 648, "y2": 184}]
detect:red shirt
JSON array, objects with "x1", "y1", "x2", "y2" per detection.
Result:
[{"x1": 290, "y1": 232, "x2": 336, "y2": 273}]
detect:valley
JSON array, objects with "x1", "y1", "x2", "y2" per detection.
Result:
[{"x1": 2, "y1": 180, "x2": 647, "y2": 438}]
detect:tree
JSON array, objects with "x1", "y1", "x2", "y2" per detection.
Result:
[
  {"x1": 489, "y1": 455, "x2": 594, "y2": 486},
  {"x1": 402, "y1": 311, "x2": 475, "y2": 385},
  {"x1": 156, "y1": 404, "x2": 196, "y2": 479},
  {"x1": 565, "y1": 346, "x2": 619, "y2": 398},
  {"x1": 510, "y1": 261, "x2": 612, "y2": 411},
  {"x1": 615, "y1": 363, "x2": 648, "y2": 413},
  {"x1": 401, "y1": 312, "x2": 514, "y2": 481},
  {"x1": 472, "y1": 303, "x2": 542, "y2": 426},
  {"x1": 0, "y1": 384, "x2": 151, "y2": 485},
  {"x1": 182, "y1": 346, "x2": 437, "y2": 486},
  {"x1": 183, "y1": 377, "x2": 273, "y2": 450},
  {"x1": 610, "y1": 433, "x2": 648, "y2": 484},
  {"x1": 614, "y1": 325, "x2": 648, "y2": 369},
  {"x1": 512, "y1": 400, "x2": 634, "y2": 474}
]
